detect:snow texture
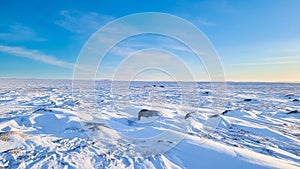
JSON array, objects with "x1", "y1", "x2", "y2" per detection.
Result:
[{"x1": 0, "y1": 79, "x2": 299, "y2": 168}]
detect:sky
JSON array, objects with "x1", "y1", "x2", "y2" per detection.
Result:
[{"x1": 0, "y1": 0, "x2": 300, "y2": 82}]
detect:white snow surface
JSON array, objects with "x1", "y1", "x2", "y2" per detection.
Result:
[{"x1": 0, "y1": 79, "x2": 299, "y2": 169}]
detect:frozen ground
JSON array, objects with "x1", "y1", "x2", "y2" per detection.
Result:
[{"x1": 0, "y1": 79, "x2": 299, "y2": 168}]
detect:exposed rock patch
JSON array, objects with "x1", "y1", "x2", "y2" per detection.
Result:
[
  {"x1": 285, "y1": 94, "x2": 294, "y2": 99},
  {"x1": 138, "y1": 109, "x2": 161, "y2": 120},
  {"x1": 203, "y1": 91, "x2": 210, "y2": 95},
  {"x1": 222, "y1": 110, "x2": 231, "y2": 115},
  {"x1": 184, "y1": 112, "x2": 194, "y2": 119},
  {"x1": 0, "y1": 131, "x2": 31, "y2": 141},
  {"x1": 287, "y1": 110, "x2": 298, "y2": 114}
]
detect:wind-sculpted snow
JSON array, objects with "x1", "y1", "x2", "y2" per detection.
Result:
[{"x1": 0, "y1": 79, "x2": 299, "y2": 168}]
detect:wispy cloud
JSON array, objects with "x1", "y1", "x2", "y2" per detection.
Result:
[
  {"x1": 194, "y1": 18, "x2": 216, "y2": 27},
  {"x1": 107, "y1": 36, "x2": 195, "y2": 58},
  {"x1": 210, "y1": 0, "x2": 238, "y2": 13},
  {"x1": 263, "y1": 55, "x2": 300, "y2": 62},
  {"x1": 56, "y1": 10, "x2": 115, "y2": 34},
  {"x1": 0, "y1": 24, "x2": 46, "y2": 42},
  {"x1": 226, "y1": 55, "x2": 300, "y2": 66},
  {"x1": 109, "y1": 46, "x2": 137, "y2": 57},
  {"x1": 0, "y1": 45, "x2": 74, "y2": 68}
]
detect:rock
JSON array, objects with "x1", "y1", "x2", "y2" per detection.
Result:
[
  {"x1": 285, "y1": 94, "x2": 295, "y2": 99},
  {"x1": 244, "y1": 99, "x2": 252, "y2": 102},
  {"x1": 32, "y1": 107, "x2": 53, "y2": 113},
  {"x1": 203, "y1": 91, "x2": 210, "y2": 95},
  {"x1": 184, "y1": 112, "x2": 194, "y2": 119},
  {"x1": 285, "y1": 94, "x2": 294, "y2": 97},
  {"x1": 157, "y1": 140, "x2": 173, "y2": 144},
  {"x1": 85, "y1": 122, "x2": 109, "y2": 131},
  {"x1": 0, "y1": 131, "x2": 31, "y2": 141},
  {"x1": 293, "y1": 99, "x2": 299, "y2": 102},
  {"x1": 138, "y1": 109, "x2": 161, "y2": 120},
  {"x1": 153, "y1": 85, "x2": 156, "y2": 87},
  {"x1": 222, "y1": 110, "x2": 231, "y2": 115},
  {"x1": 287, "y1": 110, "x2": 298, "y2": 114},
  {"x1": 210, "y1": 114, "x2": 219, "y2": 118},
  {"x1": 159, "y1": 85, "x2": 164, "y2": 88}
]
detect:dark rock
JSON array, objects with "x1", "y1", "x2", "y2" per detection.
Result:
[
  {"x1": 244, "y1": 99, "x2": 252, "y2": 102},
  {"x1": 157, "y1": 140, "x2": 173, "y2": 144},
  {"x1": 153, "y1": 85, "x2": 156, "y2": 87},
  {"x1": 159, "y1": 85, "x2": 164, "y2": 88},
  {"x1": 285, "y1": 94, "x2": 294, "y2": 97},
  {"x1": 287, "y1": 110, "x2": 298, "y2": 114},
  {"x1": 293, "y1": 99, "x2": 299, "y2": 102},
  {"x1": 222, "y1": 110, "x2": 231, "y2": 115},
  {"x1": 138, "y1": 109, "x2": 161, "y2": 120},
  {"x1": 184, "y1": 112, "x2": 194, "y2": 119},
  {"x1": 203, "y1": 91, "x2": 210, "y2": 95},
  {"x1": 32, "y1": 108, "x2": 53, "y2": 113},
  {"x1": 188, "y1": 132, "x2": 196, "y2": 136},
  {"x1": 74, "y1": 100, "x2": 81, "y2": 105},
  {"x1": 285, "y1": 94, "x2": 295, "y2": 99}
]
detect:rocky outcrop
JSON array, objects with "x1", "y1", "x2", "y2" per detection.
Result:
[
  {"x1": 138, "y1": 109, "x2": 161, "y2": 120},
  {"x1": 0, "y1": 131, "x2": 31, "y2": 141},
  {"x1": 184, "y1": 112, "x2": 194, "y2": 119},
  {"x1": 287, "y1": 110, "x2": 298, "y2": 114},
  {"x1": 222, "y1": 110, "x2": 231, "y2": 115}
]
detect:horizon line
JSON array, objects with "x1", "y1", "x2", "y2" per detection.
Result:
[{"x1": 0, "y1": 77, "x2": 299, "y2": 83}]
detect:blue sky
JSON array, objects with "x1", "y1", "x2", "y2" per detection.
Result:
[{"x1": 0, "y1": 0, "x2": 299, "y2": 82}]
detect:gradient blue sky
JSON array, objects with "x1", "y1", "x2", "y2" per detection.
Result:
[{"x1": 0, "y1": 0, "x2": 299, "y2": 82}]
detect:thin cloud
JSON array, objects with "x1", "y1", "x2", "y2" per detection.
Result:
[
  {"x1": 195, "y1": 18, "x2": 216, "y2": 27},
  {"x1": 108, "y1": 36, "x2": 195, "y2": 57},
  {"x1": 109, "y1": 46, "x2": 136, "y2": 57},
  {"x1": 0, "y1": 24, "x2": 46, "y2": 42},
  {"x1": 226, "y1": 57, "x2": 300, "y2": 66},
  {"x1": 263, "y1": 55, "x2": 300, "y2": 61},
  {"x1": 56, "y1": 10, "x2": 115, "y2": 34},
  {"x1": 0, "y1": 45, "x2": 74, "y2": 69}
]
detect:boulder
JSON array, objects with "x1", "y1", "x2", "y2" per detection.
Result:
[
  {"x1": 184, "y1": 112, "x2": 194, "y2": 119},
  {"x1": 138, "y1": 109, "x2": 161, "y2": 120},
  {"x1": 203, "y1": 91, "x2": 210, "y2": 95},
  {"x1": 222, "y1": 110, "x2": 231, "y2": 115},
  {"x1": 287, "y1": 110, "x2": 298, "y2": 114}
]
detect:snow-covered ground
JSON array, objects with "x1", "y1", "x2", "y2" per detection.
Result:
[{"x1": 0, "y1": 79, "x2": 299, "y2": 169}]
